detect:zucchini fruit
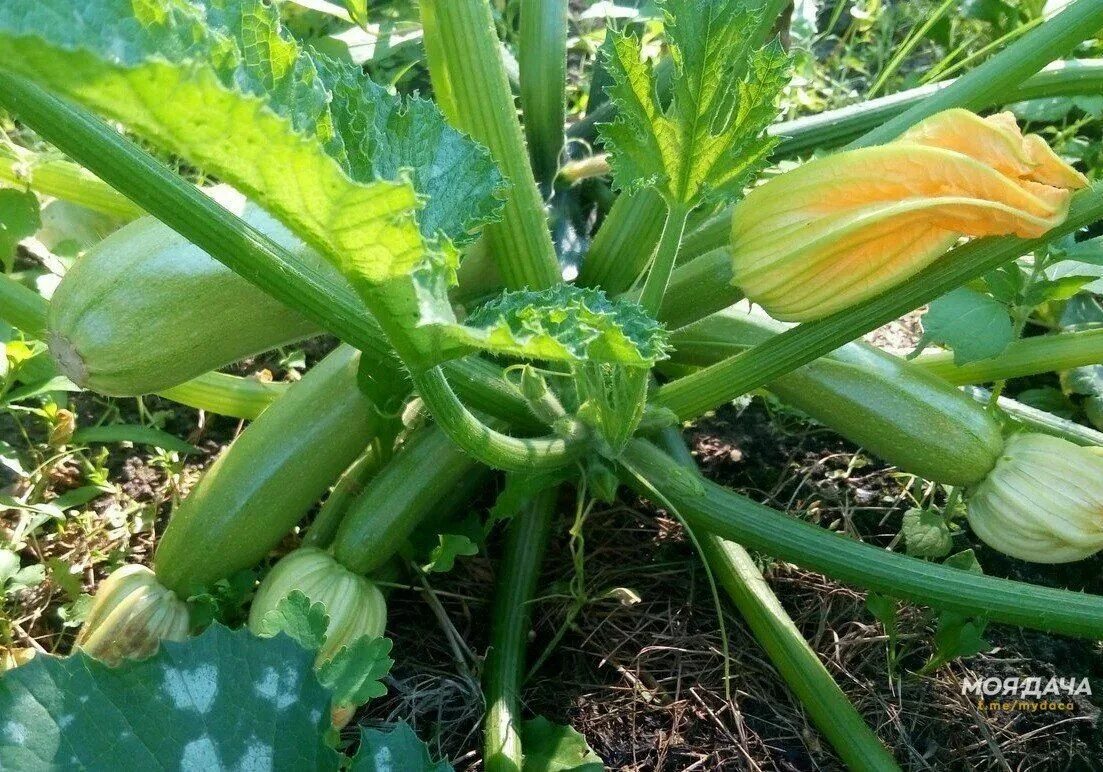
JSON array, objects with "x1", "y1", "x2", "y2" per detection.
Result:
[
  {"x1": 154, "y1": 345, "x2": 379, "y2": 596},
  {"x1": 670, "y1": 307, "x2": 1004, "y2": 486},
  {"x1": 48, "y1": 186, "x2": 338, "y2": 395}
]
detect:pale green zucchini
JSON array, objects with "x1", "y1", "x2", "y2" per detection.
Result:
[
  {"x1": 669, "y1": 308, "x2": 1005, "y2": 486},
  {"x1": 48, "y1": 186, "x2": 338, "y2": 395}
]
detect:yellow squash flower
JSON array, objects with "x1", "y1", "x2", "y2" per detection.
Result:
[
  {"x1": 731, "y1": 109, "x2": 1088, "y2": 321},
  {"x1": 967, "y1": 433, "x2": 1103, "y2": 564}
]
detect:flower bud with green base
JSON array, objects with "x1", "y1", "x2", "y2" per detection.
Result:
[
  {"x1": 968, "y1": 433, "x2": 1103, "y2": 563},
  {"x1": 75, "y1": 564, "x2": 190, "y2": 665},
  {"x1": 248, "y1": 547, "x2": 387, "y2": 665}
]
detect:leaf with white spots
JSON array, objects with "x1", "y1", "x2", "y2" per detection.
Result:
[
  {"x1": 0, "y1": 624, "x2": 339, "y2": 770},
  {"x1": 350, "y1": 722, "x2": 453, "y2": 772}
]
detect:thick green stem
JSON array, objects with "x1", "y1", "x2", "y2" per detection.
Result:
[
  {"x1": 638, "y1": 202, "x2": 690, "y2": 317},
  {"x1": 577, "y1": 188, "x2": 666, "y2": 293},
  {"x1": 420, "y1": 0, "x2": 560, "y2": 290},
  {"x1": 853, "y1": 0, "x2": 1103, "y2": 147},
  {"x1": 411, "y1": 368, "x2": 587, "y2": 472},
  {"x1": 656, "y1": 430, "x2": 899, "y2": 771},
  {"x1": 655, "y1": 185, "x2": 1103, "y2": 421},
  {"x1": 916, "y1": 328, "x2": 1103, "y2": 385},
  {"x1": 620, "y1": 439, "x2": 1103, "y2": 639},
  {"x1": 652, "y1": 247, "x2": 739, "y2": 329},
  {"x1": 519, "y1": 0, "x2": 568, "y2": 195},
  {"x1": 483, "y1": 485, "x2": 557, "y2": 772},
  {"x1": 0, "y1": 74, "x2": 539, "y2": 427},
  {"x1": 966, "y1": 386, "x2": 1103, "y2": 448},
  {"x1": 0, "y1": 271, "x2": 48, "y2": 338},
  {"x1": 0, "y1": 145, "x2": 142, "y2": 220}
]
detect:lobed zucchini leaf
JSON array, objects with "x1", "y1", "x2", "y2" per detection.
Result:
[
  {"x1": 0, "y1": 0, "x2": 504, "y2": 361},
  {"x1": 461, "y1": 286, "x2": 670, "y2": 367},
  {"x1": 0, "y1": 624, "x2": 339, "y2": 770},
  {"x1": 599, "y1": 0, "x2": 788, "y2": 207}
]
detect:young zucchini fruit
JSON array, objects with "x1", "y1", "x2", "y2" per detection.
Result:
[
  {"x1": 48, "y1": 186, "x2": 337, "y2": 395},
  {"x1": 670, "y1": 307, "x2": 1005, "y2": 486},
  {"x1": 77, "y1": 345, "x2": 380, "y2": 663}
]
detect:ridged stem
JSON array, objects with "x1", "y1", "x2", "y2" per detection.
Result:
[
  {"x1": 916, "y1": 328, "x2": 1103, "y2": 385},
  {"x1": 420, "y1": 0, "x2": 560, "y2": 290},
  {"x1": 519, "y1": 0, "x2": 568, "y2": 195},
  {"x1": 0, "y1": 145, "x2": 142, "y2": 220},
  {"x1": 411, "y1": 368, "x2": 587, "y2": 472},
  {"x1": 654, "y1": 184, "x2": 1103, "y2": 421},
  {"x1": 577, "y1": 188, "x2": 665, "y2": 293},
  {"x1": 620, "y1": 439, "x2": 1103, "y2": 639},
  {"x1": 302, "y1": 445, "x2": 384, "y2": 550},
  {"x1": 638, "y1": 202, "x2": 690, "y2": 316},
  {"x1": 483, "y1": 485, "x2": 557, "y2": 772},
  {"x1": 656, "y1": 429, "x2": 899, "y2": 771},
  {"x1": 0, "y1": 271, "x2": 48, "y2": 338},
  {"x1": 967, "y1": 387, "x2": 1103, "y2": 448}
]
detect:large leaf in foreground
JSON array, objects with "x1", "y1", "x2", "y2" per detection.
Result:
[
  {"x1": 0, "y1": 625, "x2": 338, "y2": 770},
  {"x1": 599, "y1": 0, "x2": 788, "y2": 206},
  {"x1": 0, "y1": 0, "x2": 503, "y2": 358}
]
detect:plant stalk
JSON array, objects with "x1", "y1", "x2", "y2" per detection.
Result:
[
  {"x1": 656, "y1": 429, "x2": 899, "y2": 771},
  {"x1": 483, "y1": 485, "x2": 557, "y2": 772},
  {"x1": 0, "y1": 145, "x2": 142, "y2": 220},
  {"x1": 519, "y1": 0, "x2": 568, "y2": 196},
  {"x1": 638, "y1": 202, "x2": 690, "y2": 316},
  {"x1": 619, "y1": 439, "x2": 1103, "y2": 639},
  {"x1": 411, "y1": 368, "x2": 587, "y2": 472},
  {"x1": 420, "y1": 0, "x2": 561, "y2": 290}
]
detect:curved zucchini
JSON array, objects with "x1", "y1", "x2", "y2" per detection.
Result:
[
  {"x1": 48, "y1": 186, "x2": 338, "y2": 395},
  {"x1": 670, "y1": 308, "x2": 1005, "y2": 486},
  {"x1": 154, "y1": 345, "x2": 379, "y2": 596}
]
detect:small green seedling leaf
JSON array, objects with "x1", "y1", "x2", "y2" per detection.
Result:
[
  {"x1": 919, "y1": 287, "x2": 1014, "y2": 365},
  {"x1": 943, "y1": 549, "x2": 983, "y2": 574},
  {"x1": 0, "y1": 189, "x2": 41, "y2": 272},
  {"x1": 599, "y1": 0, "x2": 788, "y2": 206},
  {"x1": 865, "y1": 592, "x2": 896, "y2": 631},
  {"x1": 254, "y1": 590, "x2": 330, "y2": 651},
  {"x1": 317, "y1": 636, "x2": 394, "y2": 706},
  {"x1": 423, "y1": 534, "x2": 479, "y2": 574},
  {"x1": 350, "y1": 722, "x2": 453, "y2": 772},
  {"x1": 902, "y1": 508, "x2": 953, "y2": 559},
  {"x1": 0, "y1": 624, "x2": 338, "y2": 769},
  {"x1": 521, "y1": 716, "x2": 604, "y2": 772},
  {"x1": 921, "y1": 611, "x2": 991, "y2": 673}
]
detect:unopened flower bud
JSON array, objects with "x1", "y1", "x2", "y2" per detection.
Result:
[
  {"x1": 967, "y1": 433, "x2": 1103, "y2": 563},
  {"x1": 731, "y1": 109, "x2": 1086, "y2": 321},
  {"x1": 248, "y1": 547, "x2": 386, "y2": 665},
  {"x1": 76, "y1": 565, "x2": 190, "y2": 665}
]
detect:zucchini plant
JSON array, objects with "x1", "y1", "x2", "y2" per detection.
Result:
[{"x1": 2, "y1": 0, "x2": 1103, "y2": 769}]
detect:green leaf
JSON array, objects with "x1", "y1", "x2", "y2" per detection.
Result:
[
  {"x1": 0, "y1": 0, "x2": 504, "y2": 359},
  {"x1": 351, "y1": 722, "x2": 453, "y2": 772},
  {"x1": 461, "y1": 286, "x2": 670, "y2": 367},
  {"x1": 71, "y1": 425, "x2": 198, "y2": 454},
  {"x1": 943, "y1": 549, "x2": 983, "y2": 574},
  {"x1": 316, "y1": 635, "x2": 393, "y2": 706},
  {"x1": 919, "y1": 287, "x2": 1014, "y2": 365},
  {"x1": 922, "y1": 611, "x2": 991, "y2": 673},
  {"x1": 254, "y1": 590, "x2": 330, "y2": 650},
  {"x1": 1023, "y1": 275, "x2": 1096, "y2": 306},
  {"x1": 901, "y1": 508, "x2": 953, "y2": 559},
  {"x1": 0, "y1": 188, "x2": 40, "y2": 272},
  {"x1": 599, "y1": 0, "x2": 788, "y2": 206},
  {"x1": 521, "y1": 717, "x2": 604, "y2": 772},
  {"x1": 1015, "y1": 386, "x2": 1076, "y2": 419},
  {"x1": 1, "y1": 375, "x2": 79, "y2": 404},
  {"x1": 0, "y1": 624, "x2": 339, "y2": 769},
  {"x1": 423, "y1": 534, "x2": 479, "y2": 574}
]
